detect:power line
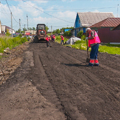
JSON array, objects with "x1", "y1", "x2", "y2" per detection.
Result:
[
  {"x1": 22, "y1": 0, "x2": 73, "y2": 23},
  {"x1": 5, "y1": 0, "x2": 12, "y2": 13},
  {"x1": 5, "y1": 0, "x2": 19, "y2": 24},
  {"x1": 44, "y1": 7, "x2": 116, "y2": 11}
]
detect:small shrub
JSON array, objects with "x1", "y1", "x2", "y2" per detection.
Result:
[
  {"x1": 77, "y1": 31, "x2": 83, "y2": 38},
  {"x1": 81, "y1": 35, "x2": 86, "y2": 40},
  {"x1": 0, "y1": 36, "x2": 28, "y2": 53},
  {"x1": 6, "y1": 29, "x2": 11, "y2": 36},
  {"x1": 19, "y1": 34, "x2": 22, "y2": 38}
]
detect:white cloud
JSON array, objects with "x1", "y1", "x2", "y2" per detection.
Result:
[
  {"x1": 92, "y1": 10, "x2": 99, "y2": 12},
  {"x1": 56, "y1": 11, "x2": 76, "y2": 19},
  {"x1": 0, "y1": 1, "x2": 75, "y2": 30},
  {"x1": 14, "y1": 0, "x2": 47, "y2": 3},
  {"x1": 18, "y1": 1, "x2": 44, "y2": 17}
]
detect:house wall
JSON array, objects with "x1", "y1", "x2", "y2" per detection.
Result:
[
  {"x1": 83, "y1": 27, "x2": 86, "y2": 33},
  {"x1": 1, "y1": 26, "x2": 5, "y2": 33},
  {"x1": 75, "y1": 14, "x2": 80, "y2": 28},
  {"x1": 25, "y1": 30, "x2": 36, "y2": 35},
  {"x1": 9, "y1": 29, "x2": 15, "y2": 34},
  {"x1": 98, "y1": 28, "x2": 120, "y2": 43},
  {"x1": 113, "y1": 25, "x2": 120, "y2": 30}
]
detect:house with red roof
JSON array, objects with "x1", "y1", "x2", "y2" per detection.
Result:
[
  {"x1": 90, "y1": 18, "x2": 120, "y2": 31},
  {"x1": 74, "y1": 12, "x2": 114, "y2": 36},
  {"x1": 90, "y1": 18, "x2": 120, "y2": 43}
]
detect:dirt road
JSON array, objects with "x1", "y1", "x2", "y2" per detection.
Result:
[{"x1": 0, "y1": 41, "x2": 120, "y2": 120}]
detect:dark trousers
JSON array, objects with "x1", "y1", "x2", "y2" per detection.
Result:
[
  {"x1": 46, "y1": 41, "x2": 51, "y2": 47},
  {"x1": 90, "y1": 44, "x2": 99, "y2": 60},
  {"x1": 61, "y1": 40, "x2": 64, "y2": 45},
  {"x1": 52, "y1": 38, "x2": 55, "y2": 42}
]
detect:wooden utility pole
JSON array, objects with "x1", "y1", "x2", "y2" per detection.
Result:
[
  {"x1": 11, "y1": 12, "x2": 13, "y2": 37},
  {"x1": 19, "y1": 19, "x2": 21, "y2": 34},
  {"x1": 51, "y1": 26, "x2": 52, "y2": 35},
  {"x1": 26, "y1": 15, "x2": 28, "y2": 30}
]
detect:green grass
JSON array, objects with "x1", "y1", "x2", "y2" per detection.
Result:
[
  {"x1": 55, "y1": 35, "x2": 68, "y2": 43},
  {"x1": 0, "y1": 36, "x2": 28, "y2": 53},
  {"x1": 55, "y1": 36, "x2": 120, "y2": 55},
  {"x1": 99, "y1": 45, "x2": 120, "y2": 55},
  {"x1": 71, "y1": 40, "x2": 88, "y2": 50}
]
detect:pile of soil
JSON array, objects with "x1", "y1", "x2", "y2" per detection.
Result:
[{"x1": 0, "y1": 42, "x2": 30, "y2": 85}]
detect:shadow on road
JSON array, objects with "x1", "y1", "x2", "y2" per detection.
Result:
[{"x1": 62, "y1": 63, "x2": 88, "y2": 67}]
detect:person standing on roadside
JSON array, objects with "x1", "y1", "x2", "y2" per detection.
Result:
[
  {"x1": 52, "y1": 34, "x2": 55, "y2": 42},
  {"x1": 86, "y1": 28, "x2": 101, "y2": 66},
  {"x1": 61, "y1": 35, "x2": 64, "y2": 45},
  {"x1": 46, "y1": 35, "x2": 51, "y2": 47}
]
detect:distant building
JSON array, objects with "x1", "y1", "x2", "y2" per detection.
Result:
[
  {"x1": 74, "y1": 12, "x2": 114, "y2": 36},
  {"x1": 1, "y1": 25, "x2": 15, "y2": 34},
  {"x1": 64, "y1": 29, "x2": 72, "y2": 32},
  {"x1": 0, "y1": 21, "x2": 1, "y2": 34},
  {"x1": 25, "y1": 30, "x2": 36, "y2": 35}
]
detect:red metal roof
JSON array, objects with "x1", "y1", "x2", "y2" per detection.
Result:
[{"x1": 90, "y1": 18, "x2": 120, "y2": 28}]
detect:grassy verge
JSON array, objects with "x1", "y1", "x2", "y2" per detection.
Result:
[
  {"x1": 0, "y1": 36, "x2": 28, "y2": 53},
  {"x1": 55, "y1": 35, "x2": 68, "y2": 43},
  {"x1": 55, "y1": 35, "x2": 120, "y2": 55}
]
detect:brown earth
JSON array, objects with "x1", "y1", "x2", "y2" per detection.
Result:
[{"x1": 0, "y1": 40, "x2": 120, "y2": 120}]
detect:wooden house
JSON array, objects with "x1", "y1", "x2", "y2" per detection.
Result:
[{"x1": 74, "y1": 12, "x2": 114, "y2": 36}]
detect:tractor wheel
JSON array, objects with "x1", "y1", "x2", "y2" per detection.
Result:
[{"x1": 33, "y1": 36, "x2": 38, "y2": 43}]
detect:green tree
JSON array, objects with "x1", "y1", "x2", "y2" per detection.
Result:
[
  {"x1": 64, "y1": 31, "x2": 72, "y2": 36},
  {"x1": 60, "y1": 27, "x2": 74, "y2": 32},
  {"x1": 32, "y1": 27, "x2": 36, "y2": 30},
  {"x1": 6, "y1": 29, "x2": 11, "y2": 36},
  {"x1": 23, "y1": 28, "x2": 27, "y2": 31},
  {"x1": 16, "y1": 29, "x2": 21, "y2": 33},
  {"x1": 56, "y1": 29, "x2": 60, "y2": 34},
  {"x1": 45, "y1": 26, "x2": 49, "y2": 32},
  {"x1": 28, "y1": 27, "x2": 32, "y2": 30}
]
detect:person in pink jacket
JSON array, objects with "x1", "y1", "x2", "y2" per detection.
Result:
[
  {"x1": 52, "y1": 35, "x2": 55, "y2": 42},
  {"x1": 45, "y1": 35, "x2": 51, "y2": 47},
  {"x1": 61, "y1": 35, "x2": 64, "y2": 45},
  {"x1": 86, "y1": 28, "x2": 101, "y2": 66}
]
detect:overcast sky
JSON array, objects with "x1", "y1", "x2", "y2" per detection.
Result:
[{"x1": 0, "y1": 0, "x2": 120, "y2": 31}]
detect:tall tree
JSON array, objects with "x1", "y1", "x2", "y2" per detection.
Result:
[
  {"x1": 23, "y1": 28, "x2": 27, "y2": 31},
  {"x1": 45, "y1": 26, "x2": 49, "y2": 32}
]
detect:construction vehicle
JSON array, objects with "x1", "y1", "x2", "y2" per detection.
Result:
[{"x1": 34, "y1": 24, "x2": 46, "y2": 42}]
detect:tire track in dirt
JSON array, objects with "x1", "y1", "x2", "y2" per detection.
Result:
[{"x1": 28, "y1": 44, "x2": 67, "y2": 119}]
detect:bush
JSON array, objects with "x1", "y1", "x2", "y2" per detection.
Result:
[
  {"x1": 19, "y1": 34, "x2": 22, "y2": 38},
  {"x1": 77, "y1": 31, "x2": 83, "y2": 38},
  {"x1": 64, "y1": 31, "x2": 72, "y2": 37},
  {"x1": 0, "y1": 36, "x2": 28, "y2": 53},
  {"x1": 81, "y1": 35, "x2": 86, "y2": 40},
  {"x1": 6, "y1": 29, "x2": 11, "y2": 36}
]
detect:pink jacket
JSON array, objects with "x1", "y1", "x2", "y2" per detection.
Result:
[
  {"x1": 61, "y1": 36, "x2": 64, "y2": 40},
  {"x1": 46, "y1": 37, "x2": 49, "y2": 41},
  {"x1": 88, "y1": 30, "x2": 101, "y2": 47}
]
